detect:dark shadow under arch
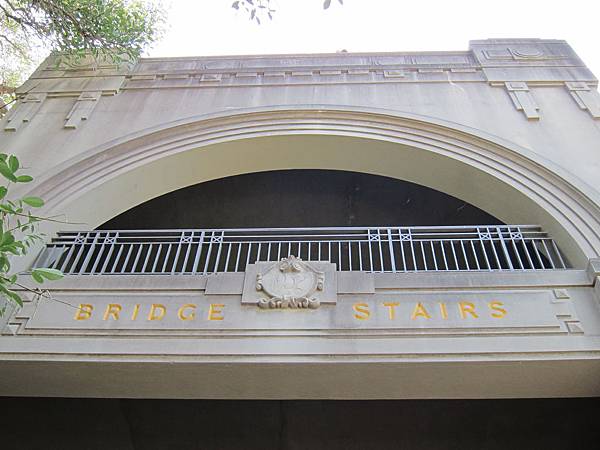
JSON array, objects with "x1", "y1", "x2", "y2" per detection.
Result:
[{"x1": 100, "y1": 170, "x2": 503, "y2": 230}]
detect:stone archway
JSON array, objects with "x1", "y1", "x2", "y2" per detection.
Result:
[{"x1": 25, "y1": 106, "x2": 600, "y2": 267}]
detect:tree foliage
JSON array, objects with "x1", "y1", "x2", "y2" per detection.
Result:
[
  {"x1": 232, "y1": 0, "x2": 343, "y2": 24},
  {"x1": 0, "y1": 0, "x2": 165, "y2": 104},
  {"x1": 0, "y1": 153, "x2": 64, "y2": 316}
]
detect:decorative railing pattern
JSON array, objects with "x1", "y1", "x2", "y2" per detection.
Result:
[{"x1": 31, "y1": 225, "x2": 568, "y2": 275}]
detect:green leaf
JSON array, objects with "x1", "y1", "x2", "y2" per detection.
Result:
[
  {"x1": 4, "y1": 245, "x2": 21, "y2": 256},
  {"x1": 22, "y1": 197, "x2": 44, "y2": 208},
  {"x1": 32, "y1": 268, "x2": 64, "y2": 281},
  {"x1": 31, "y1": 271, "x2": 44, "y2": 283},
  {"x1": 0, "y1": 231, "x2": 14, "y2": 246},
  {"x1": 8, "y1": 155, "x2": 19, "y2": 172},
  {"x1": 0, "y1": 162, "x2": 17, "y2": 182},
  {"x1": 0, "y1": 285, "x2": 22, "y2": 306},
  {"x1": 0, "y1": 255, "x2": 10, "y2": 272},
  {"x1": 0, "y1": 204, "x2": 14, "y2": 213},
  {"x1": 16, "y1": 175, "x2": 33, "y2": 183},
  {"x1": 0, "y1": 186, "x2": 7, "y2": 200}
]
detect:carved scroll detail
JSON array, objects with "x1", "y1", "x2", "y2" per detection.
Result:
[{"x1": 255, "y1": 256, "x2": 323, "y2": 309}]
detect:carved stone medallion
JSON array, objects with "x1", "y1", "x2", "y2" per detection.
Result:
[
  {"x1": 242, "y1": 256, "x2": 337, "y2": 309},
  {"x1": 255, "y1": 256, "x2": 323, "y2": 309}
]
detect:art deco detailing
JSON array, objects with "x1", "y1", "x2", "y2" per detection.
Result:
[
  {"x1": 504, "y1": 82, "x2": 540, "y2": 120},
  {"x1": 6, "y1": 40, "x2": 598, "y2": 136},
  {"x1": 32, "y1": 225, "x2": 569, "y2": 275},
  {"x1": 255, "y1": 256, "x2": 323, "y2": 309}
]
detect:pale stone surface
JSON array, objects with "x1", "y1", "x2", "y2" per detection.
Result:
[
  {"x1": 2, "y1": 39, "x2": 599, "y2": 269},
  {"x1": 1, "y1": 39, "x2": 600, "y2": 398}
]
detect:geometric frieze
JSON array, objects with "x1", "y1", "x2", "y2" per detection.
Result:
[
  {"x1": 64, "y1": 91, "x2": 102, "y2": 129},
  {"x1": 565, "y1": 82, "x2": 600, "y2": 119},
  {"x1": 3, "y1": 93, "x2": 47, "y2": 132},
  {"x1": 504, "y1": 81, "x2": 540, "y2": 120}
]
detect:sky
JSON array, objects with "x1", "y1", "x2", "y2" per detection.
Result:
[{"x1": 149, "y1": 0, "x2": 600, "y2": 77}]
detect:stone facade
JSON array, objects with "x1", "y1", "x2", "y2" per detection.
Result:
[{"x1": 1, "y1": 39, "x2": 600, "y2": 399}]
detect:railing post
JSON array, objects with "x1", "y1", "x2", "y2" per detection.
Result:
[
  {"x1": 496, "y1": 226, "x2": 514, "y2": 270},
  {"x1": 387, "y1": 228, "x2": 396, "y2": 273}
]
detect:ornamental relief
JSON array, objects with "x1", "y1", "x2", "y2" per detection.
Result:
[
  {"x1": 255, "y1": 256, "x2": 324, "y2": 309},
  {"x1": 241, "y1": 256, "x2": 337, "y2": 309}
]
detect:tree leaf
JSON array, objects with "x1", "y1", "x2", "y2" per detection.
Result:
[
  {"x1": 0, "y1": 186, "x2": 7, "y2": 200},
  {"x1": 231, "y1": 1, "x2": 239, "y2": 9},
  {"x1": 323, "y1": 0, "x2": 331, "y2": 9},
  {"x1": 0, "y1": 231, "x2": 14, "y2": 246},
  {"x1": 32, "y1": 268, "x2": 64, "y2": 281},
  {"x1": 0, "y1": 255, "x2": 10, "y2": 272},
  {"x1": 8, "y1": 155, "x2": 19, "y2": 172},
  {"x1": 0, "y1": 285, "x2": 22, "y2": 306},
  {"x1": 31, "y1": 271, "x2": 44, "y2": 283},
  {"x1": 16, "y1": 175, "x2": 33, "y2": 183},
  {"x1": 22, "y1": 197, "x2": 44, "y2": 208},
  {"x1": 0, "y1": 162, "x2": 17, "y2": 182},
  {"x1": 0, "y1": 204, "x2": 14, "y2": 213}
]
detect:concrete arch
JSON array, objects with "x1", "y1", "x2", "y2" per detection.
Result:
[{"x1": 28, "y1": 106, "x2": 600, "y2": 267}]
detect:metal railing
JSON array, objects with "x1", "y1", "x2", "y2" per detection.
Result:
[{"x1": 31, "y1": 225, "x2": 569, "y2": 275}]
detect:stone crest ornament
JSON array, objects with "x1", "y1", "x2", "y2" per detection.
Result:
[{"x1": 255, "y1": 256, "x2": 324, "y2": 309}]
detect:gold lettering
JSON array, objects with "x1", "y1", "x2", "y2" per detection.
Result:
[
  {"x1": 411, "y1": 302, "x2": 431, "y2": 320},
  {"x1": 383, "y1": 302, "x2": 400, "y2": 320},
  {"x1": 439, "y1": 302, "x2": 448, "y2": 320},
  {"x1": 178, "y1": 304, "x2": 196, "y2": 321},
  {"x1": 148, "y1": 304, "x2": 166, "y2": 321},
  {"x1": 489, "y1": 301, "x2": 507, "y2": 318},
  {"x1": 459, "y1": 301, "x2": 479, "y2": 319},
  {"x1": 74, "y1": 304, "x2": 93, "y2": 320},
  {"x1": 353, "y1": 302, "x2": 370, "y2": 320},
  {"x1": 103, "y1": 303, "x2": 122, "y2": 321},
  {"x1": 131, "y1": 304, "x2": 140, "y2": 320},
  {"x1": 208, "y1": 303, "x2": 224, "y2": 321}
]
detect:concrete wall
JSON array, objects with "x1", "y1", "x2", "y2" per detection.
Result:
[
  {"x1": 1, "y1": 39, "x2": 599, "y2": 264},
  {"x1": 2, "y1": 39, "x2": 600, "y2": 400}
]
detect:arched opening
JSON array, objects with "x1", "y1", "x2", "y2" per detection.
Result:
[
  {"x1": 77, "y1": 170, "x2": 561, "y2": 275},
  {"x1": 28, "y1": 108, "x2": 600, "y2": 268}
]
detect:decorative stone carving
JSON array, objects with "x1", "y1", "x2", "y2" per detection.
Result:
[
  {"x1": 4, "y1": 93, "x2": 47, "y2": 131},
  {"x1": 65, "y1": 91, "x2": 102, "y2": 129},
  {"x1": 565, "y1": 82, "x2": 600, "y2": 119},
  {"x1": 551, "y1": 289, "x2": 584, "y2": 334},
  {"x1": 255, "y1": 256, "x2": 323, "y2": 309},
  {"x1": 242, "y1": 257, "x2": 337, "y2": 308},
  {"x1": 504, "y1": 82, "x2": 540, "y2": 120}
]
